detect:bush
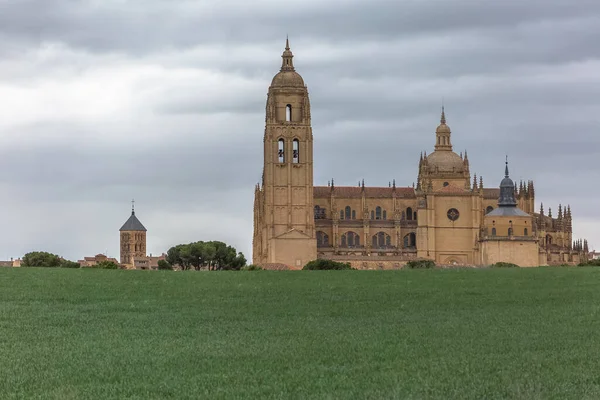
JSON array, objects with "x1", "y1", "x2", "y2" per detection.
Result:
[
  {"x1": 157, "y1": 260, "x2": 173, "y2": 270},
  {"x1": 491, "y1": 262, "x2": 520, "y2": 268},
  {"x1": 94, "y1": 261, "x2": 119, "y2": 270},
  {"x1": 61, "y1": 260, "x2": 81, "y2": 269},
  {"x1": 240, "y1": 264, "x2": 263, "y2": 271},
  {"x1": 578, "y1": 259, "x2": 600, "y2": 267},
  {"x1": 303, "y1": 259, "x2": 353, "y2": 270},
  {"x1": 406, "y1": 260, "x2": 436, "y2": 269}
]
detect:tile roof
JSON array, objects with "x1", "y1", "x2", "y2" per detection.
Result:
[
  {"x1": 483, "y1": 188, "x2": 500, "y2": 200},
  {"x1": 119, "y1": 212, "x2": 147, "y2": 232},
  {"x1": 314, "y1": 186, "x2": 415, "y2": 199}
]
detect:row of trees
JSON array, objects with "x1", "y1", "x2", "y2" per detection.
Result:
[
  {"x1": 165, "y1": 241, "x2": 247, "y2": 270},
  {"x1": 20, "y1": 252, "x2": 119, "y2": 269}
]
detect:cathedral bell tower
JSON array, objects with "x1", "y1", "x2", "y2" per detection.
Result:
[{"x1": 252, "y1": 39, "x2": 316, "y2": 269}]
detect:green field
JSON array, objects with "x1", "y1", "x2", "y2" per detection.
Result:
[{"x1": 2, "y1": 268, "x2": 600, "y2": 399}]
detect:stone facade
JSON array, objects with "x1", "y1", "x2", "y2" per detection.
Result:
[
  {"x1": 119, "y1": 204, "x2": 147, "y2": 266},
  {"x1": 253, "y1": 41, "x2": 589, "y2": 269}
]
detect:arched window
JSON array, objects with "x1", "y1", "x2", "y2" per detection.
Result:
[
  {"x1": 403, "y1": 233, "x2": 416, "y2": 248},
  {"x1": 524, "y1": 228, "x2": 528, "y2": 236},
  {"x1": 317, "y1": 231, "x2": 329, "y2": 247},
  {"x1": 345, "y1": 206, "x2": 351, "y2": 220},
  {"x1": 278, "y1": 138, "x2": 285, "y2": 163},
  {"x1": 286, "y1": 104, "x2": 292, "y2": 122},
  {"x1": 376, "y1": 206, "x2": 382, "y2": 220},
  {"x1": 341, "y1": 231, "x2": 360, "y2": 247},
  {"x1": 372, "y1": 232, "x2": 391, "y2": 249},
  {"x1": 370, "y1": 210, "x2": 374, "y2": 220},
  {"x1": 314, "y1": 206, "x2": 326, "y2": 220},
  {"x1": 292, "y1": 139, "x2": 299, "y2": 163},
  {"x1": 406, "y1": 207, "x2": 413, "y2": 221},
  {"x1": 486, "y1": 206, "x2": 494, "y2": 214},
  {"x1": 491, "y1": 228, "x2": 497, "y2": 236}
]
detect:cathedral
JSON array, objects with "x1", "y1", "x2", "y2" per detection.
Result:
[{"x1": 252, "y1": 40, "x2": 589, "y2": 269}]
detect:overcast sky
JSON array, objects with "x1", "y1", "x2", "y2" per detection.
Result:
[{"x1": 0, "y1": 0, "x2": 599, "y2": 262}]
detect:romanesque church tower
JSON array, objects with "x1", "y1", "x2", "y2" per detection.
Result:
[
  {"x1": 119, "y1": 202, "x2": 147, "y2": 265},
  {"x1": 252, "y1": 39, "x2": 316, "y2": 268}
]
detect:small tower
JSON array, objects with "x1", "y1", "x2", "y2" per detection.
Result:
[{"x1": 119, "y1": 200, "x2": 147, "y2": 265}]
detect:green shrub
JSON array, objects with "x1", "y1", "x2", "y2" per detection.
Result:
[
  {"x1": 406, "y1": 260, "x2": 436, "y2": 269},
  {"x1": 303, "y1": 259, "x2": 353, "y2": 270},
  {"x1": 93, "y1": 261, "x2": 119, "y2": 270},
  {"x1": 491, "y1": 262, "x2": 520, "y2": 268},
  {"x1": 578, "y1": 259, "x2": 600, "y2": 267},
  {"x1": 157, "y1": 260, "x2": 173, "y2": 270},
  {"x1": 60, "y1": 260, "x2": 81, "y2": 269},
  {"x1": 241, "y1": 264, "x2": 263, "y2": 271}
]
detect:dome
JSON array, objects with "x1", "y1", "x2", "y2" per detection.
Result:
[
  {"x1": 426, "y1": 150, "x2": 465, "y2": 172},
  {"x1": 271, "y1": 70, "x2": 305, "y2": 88},
  {"x1": 500, "y1": 176, "x2": 514, "y2": 188},
  {"x1": 436, "y1": 123, "x2": 451, "y2": 134}
]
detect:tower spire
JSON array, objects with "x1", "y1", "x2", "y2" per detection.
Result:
[
  {"x1": 131, "y1": 199, "x2": 135, "y2": 215},
  {"x1": 505, "y1": 155, "x2": 509, "y2": 178},
  {"x1": 281, "y1": 37, "x2": 295, "y2": 71},
  {"x1": 434, "y1": 106, "x2": 452, "y2": 151}
]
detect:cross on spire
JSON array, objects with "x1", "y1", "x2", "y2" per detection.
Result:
[{"x1": 131, "y1": 199, "x2": 135, "y2": 215}]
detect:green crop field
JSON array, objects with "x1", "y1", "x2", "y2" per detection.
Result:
[{"x1": 1, "y1": 267, "x2": 600, "y2": 399}]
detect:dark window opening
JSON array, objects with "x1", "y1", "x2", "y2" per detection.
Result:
[
  {"x1": 278, "y1": 139, "x2": 285, "y2": 163},
  {"x1": 292, "y1": 139, "x2": 299, "y2": 163},
  {"x1": 341, "y1": 231, "x2": 360, "y2": 247},
  {"x1": 317, "y1": 231, "x2": 329, "y2": 247}
]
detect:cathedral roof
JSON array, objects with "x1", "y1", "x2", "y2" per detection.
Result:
[
  {"x1": 486, "y1": 207, "x2": 530, "y2": 217},
  {"x1": 483, "y1": 188, "x2": 500, "y2": 199},
  {"x1": 425, "y1": 151, "x2": 465, "y2": 172},
  {"x1": 119, "y1": 211, "x2": 147, "y2": 232},
  {"x1": 270, "y1": 38, "x2": 305, "y2": 88},
  {"x1": 498, "y1": 159, "x2": 518, "y2": 207},
  {"x1": 314, "y1": 186, "x2": 416, "y2": 199}
]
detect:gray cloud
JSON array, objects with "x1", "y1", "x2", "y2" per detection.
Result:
[{"x1": 0, "y1": 0, "x2": 599, "y2": 261}]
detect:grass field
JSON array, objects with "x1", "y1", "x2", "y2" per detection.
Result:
[{"x1": 2, "y1": 268, "x2": 600, "y2": 399}]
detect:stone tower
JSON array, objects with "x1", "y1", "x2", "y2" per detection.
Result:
[
  {"x1": 252, "y1": 38, "x2": 316, "y2": 268},
  {"x1": 119, "y1": 201, "x2": 147, "y2": 265}
]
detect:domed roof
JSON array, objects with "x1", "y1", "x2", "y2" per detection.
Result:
[
  {"x1": 270, "y1": 38, "x2": 305, "y2": 88},
  {"x1": 271, "y1": 70, "x2": 305, "y2": 87},
  {"x1": 436, "y1": 123, "x2": 451, "y2": 134},
  {"x1": 426, "y1": 150, "x2": 465, "y2": 172}
]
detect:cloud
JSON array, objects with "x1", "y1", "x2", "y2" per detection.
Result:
[{"x1": 0, "y1": 0, "x2": 599, "y2": 260}]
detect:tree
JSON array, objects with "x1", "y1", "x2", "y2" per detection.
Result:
[
  {"x1": 61, "y1": 260, "x2": 80, "y2": 269},
  {"x1": 157, "y1": 260, "x2": 172, "y2": 270},
  {"x1": 95, "y1": 260, "x2": 119, "y2": 269},
  {"x1": 22, "y1": 252, "x2": 62, "y2": 268},
  {"x1": 164, "y1": 241, "x2": 247, "y2": 271}
]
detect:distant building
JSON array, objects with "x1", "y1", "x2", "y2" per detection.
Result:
[
  {"x1": 119, "y1": 201, "x2": 147, "y2": 267},
  {"x1": 0, "y1": 258, "x2": 21, "y2": 267},
  {"x1": 78, "y1": 254, "x2": 120, "y2": 267},
  {"x1": 132, "y1": 253, "x2": 166, "y2": 270},
  {"x1": 590, "y1": 251, "x2": 600, "y2": 260}
]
